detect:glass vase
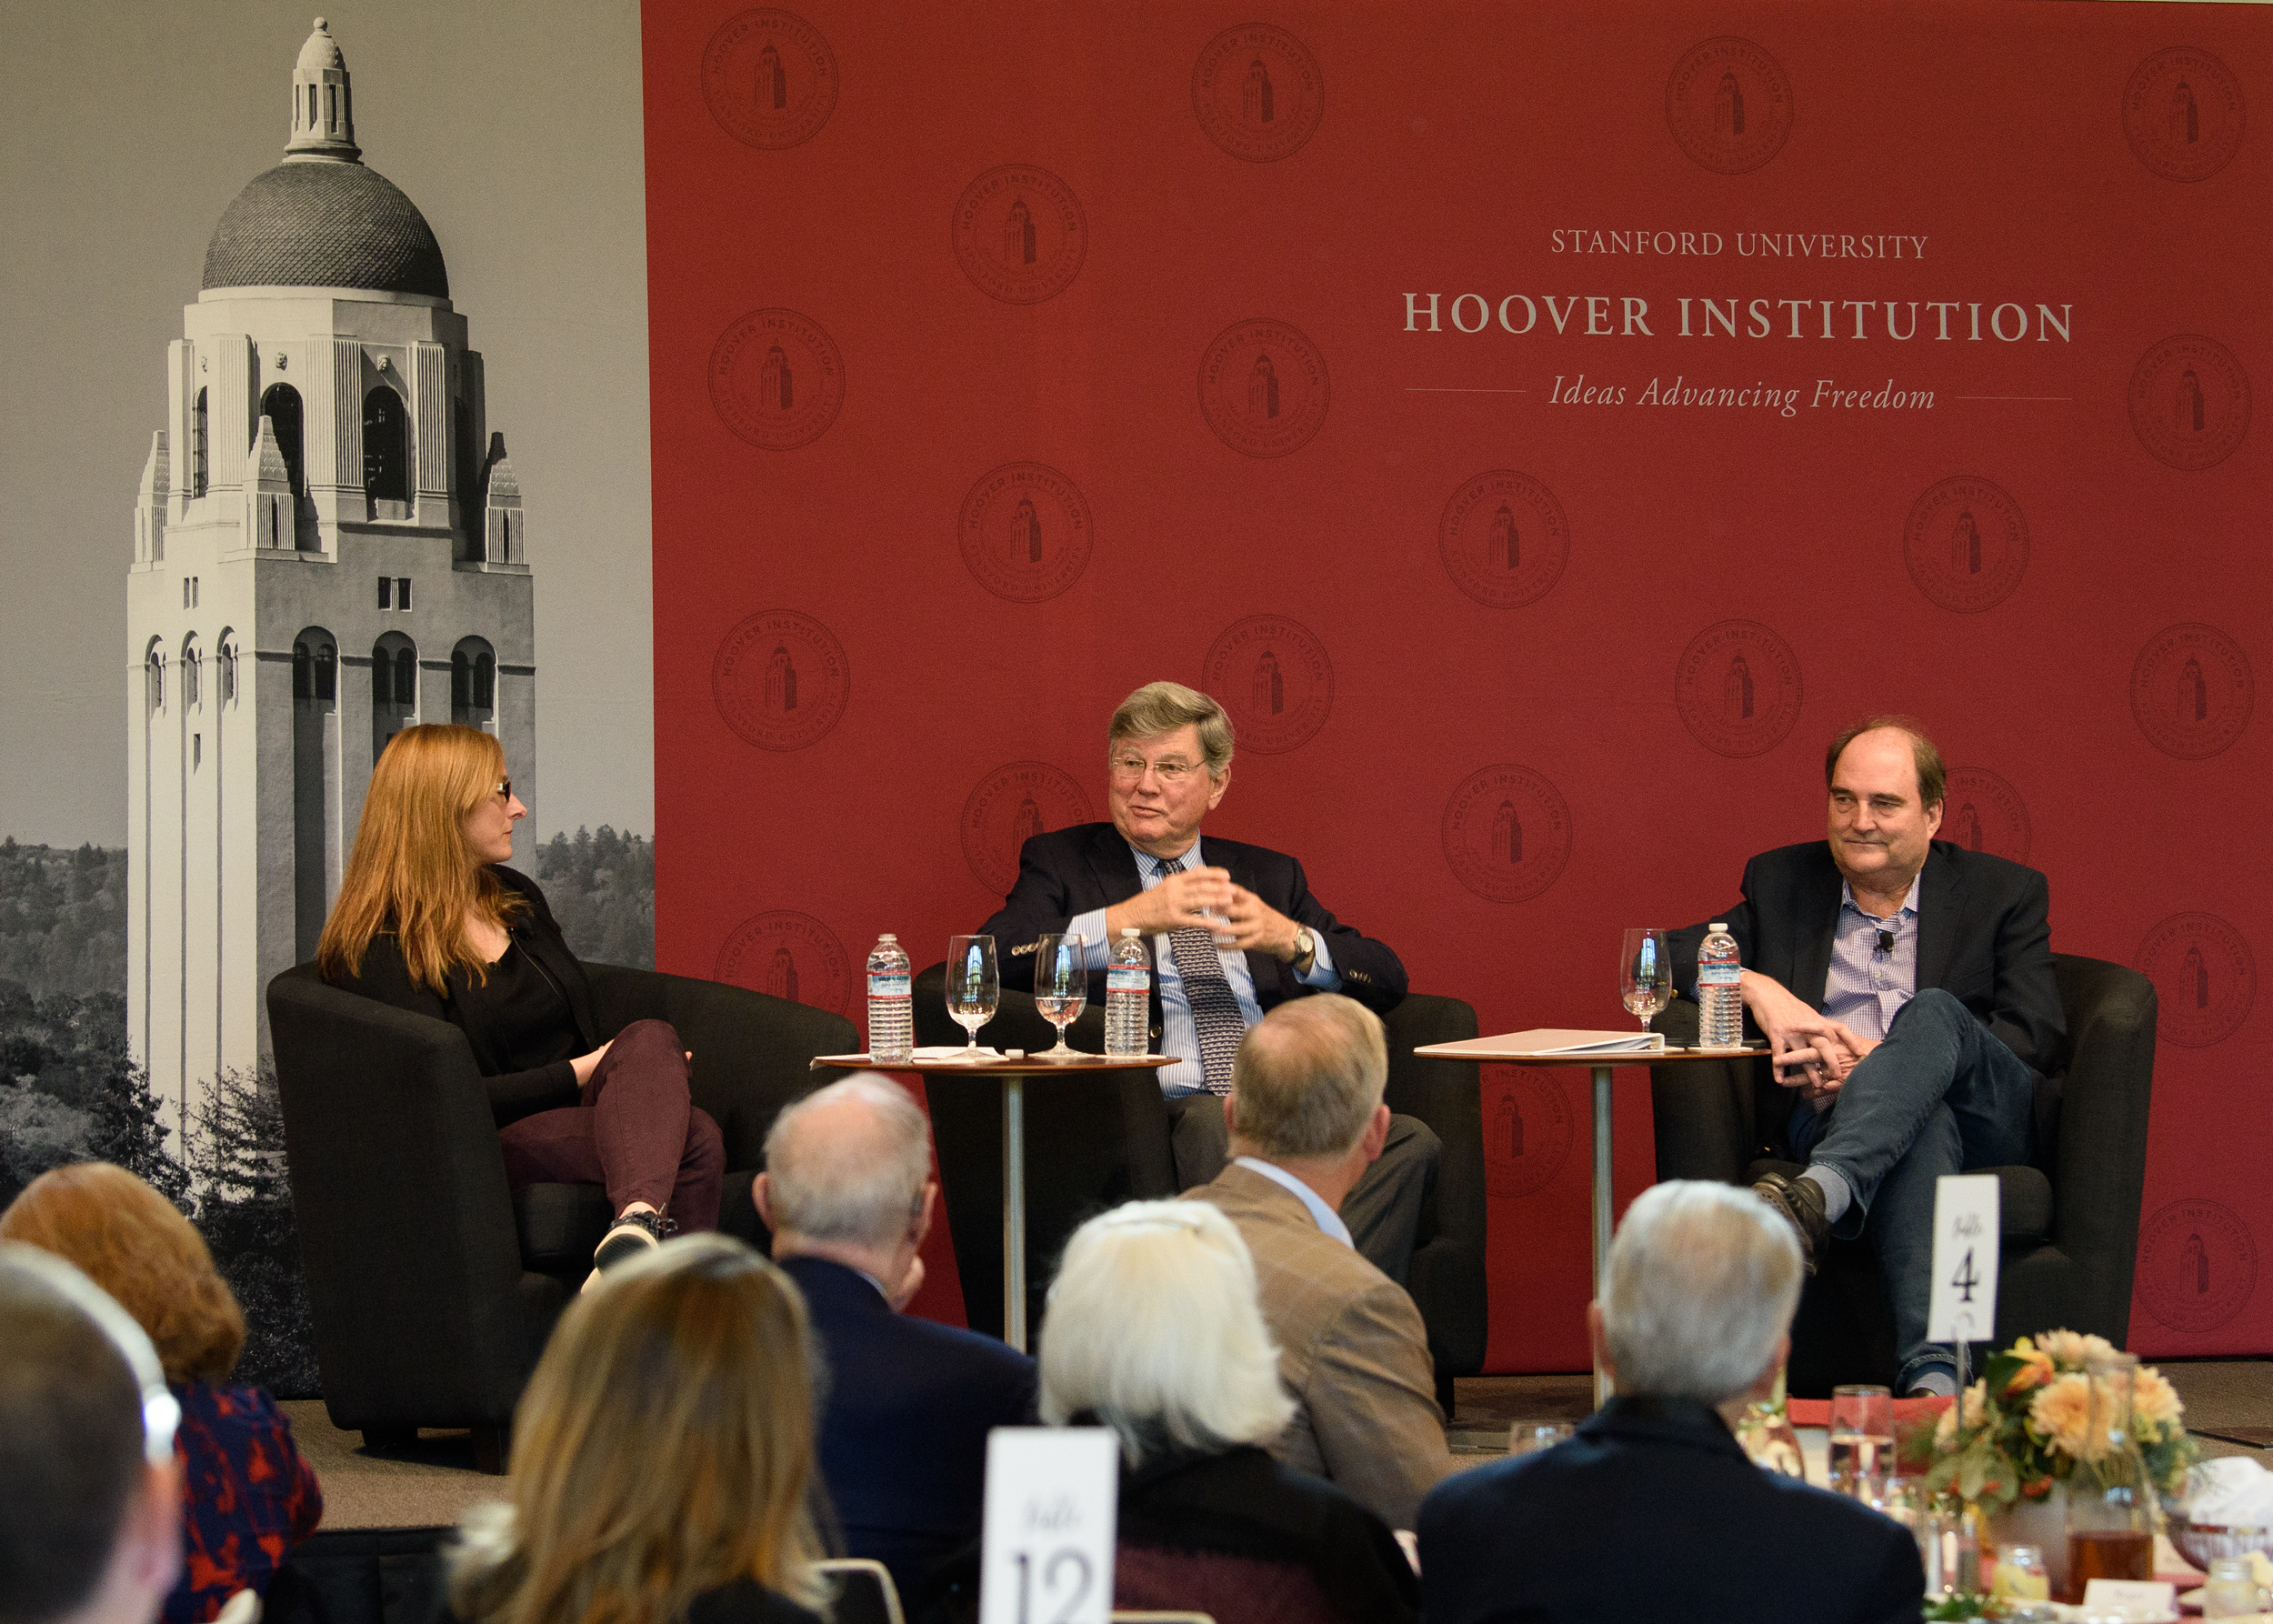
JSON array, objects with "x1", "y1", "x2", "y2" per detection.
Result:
[{"x1": 2066, "y1": 1353, "x2": 2154, "y2": 1602}]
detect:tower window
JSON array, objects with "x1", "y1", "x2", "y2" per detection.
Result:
[
  {"x1": 396, "y1": 576, "x2": 413, "y2": 611},
  {"x1": 452, "y1": 637, "x2": 497, "y2": 725},
  {"x1": 184, "y1": 578, "x2": 191, "y2": 609},
  {"x1": 146, "y1": 647, "x2": 165, "y2": 713},
  {"x1": 192, "y1": 387, "x2": 209, "y2": 497},
  {"x1": 315, "y1": 642, "x2": 336, "y2": 702},
  {"x1": 220, "y1": 644, "x2": 237, "y2": 704},
  {"x1": 293, "y1": 641, "x2": 311, "y2": 699},
  {"x1": 307, "y1": 84, "x2": 317, "y2": 128},
  {"x1": 394, "y1": 647, "x2": 416, "y2": 705},
  {"x1": 325, "y1": 83, "x2": 337, "y2": 131},
  {"x1": 377, "y1": 576, "x2": 392, "y2": 610},
  {"x1": 184, "y1": 647, "x2": 201, "y2": 707},
  {"x1": 261, "y1": 384, "x2": 305, "y2": 496},
  {"x1": 363, "y1": 386, "x2": 408, "y2": 506}
]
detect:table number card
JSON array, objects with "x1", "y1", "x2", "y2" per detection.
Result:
[
  {"x1": 979, "y1": 1427, "x2": 1118, "y2": 1624},
  {"x1": 1927, "y1": 1174, "x2": 2001, "y2": 1346},
  {"x1": 2080, "y1": 1579, "x2": 2177, "y2": 1617}
]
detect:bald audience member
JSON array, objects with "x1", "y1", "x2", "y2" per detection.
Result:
[
  {"x1": 1185, "y1": 996, "x2": 1454, "y2": 1530},
  {"x1": 755, "y1": 1076, "x2": 1036, "y2": 1602},
  {"x1": 1418, "y1": 1183, "x2": 1924, "y2": 1624},
  {"x1": 0, "y1": 1244, "x2": 183, "y2": 1624}
]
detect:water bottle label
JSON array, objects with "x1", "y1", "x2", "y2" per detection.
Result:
[
  {"x1": 1106, "y1": 967, "x2": 1149, "y2": 994},
  {"x1": 1697, "y1": 964, "x2": 1741, "y2": 987},
  {"x1": 866, "y1": 973, "x2": 910, "y2": 998}
]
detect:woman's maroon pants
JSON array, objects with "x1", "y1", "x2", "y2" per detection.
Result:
[{"x1": 495, "y1": 1018, "x2": 725, "y2": 1232}]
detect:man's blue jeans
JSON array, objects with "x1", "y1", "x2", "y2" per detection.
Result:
[{"x1": 1789, "y1": 989, "x2": 2035, "y2": 1390}]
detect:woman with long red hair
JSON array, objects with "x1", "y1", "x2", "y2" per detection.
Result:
[{"x1": 320, "y1": 724, "x2": 722, "y2": 1280}]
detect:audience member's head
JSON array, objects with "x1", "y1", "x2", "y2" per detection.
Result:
[
  {"x1": 755, "y1": 1075, "x2": 935, "y2": 1304},
  {"x1": 1040, "y1": 1200, "x2": 1295, "y2": 1468},
  {"x1": 0, "y1": 1162, "x2": 245, "y2": 1385},
  {"x1": 448, "y1": 1234, "x2": 826, "y2": 1623},
  {"x1": 1596, "y1": 1181, "x2": 1802, "y2": 1406},
  {"x1": 0, "y1": 1243, "x2": 183, "y2": 1624},
  {"x1": 1227, "y1": 993, "x2": 1388, "y2": 1161}
]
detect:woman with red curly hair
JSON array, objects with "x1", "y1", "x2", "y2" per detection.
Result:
[{"x1": 0, "y1": 1161, "x2": 323, "y2": 1622}]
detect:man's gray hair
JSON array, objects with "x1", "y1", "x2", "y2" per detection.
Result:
[
  {"x1": 1227, "y1": 995, "x2": 1386, "y2": 1159},
  {"x1": 761, "y1": 1074, "x2": 930, "y2": 1248},
  {"x1": 1040, "y1": 1199, "x2": 1295, "y2": 1467},
  {"x1": 1601, "y1": 1181, "x2": 1802, "y2": 1404},
  {"x1": 1107, "y1": 681, "x2": 1235, "y2": 777}
]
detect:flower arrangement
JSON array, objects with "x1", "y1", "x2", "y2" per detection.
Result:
[{"x1": 1921, "y1": 1328, "x2": 2196, "y2": 1512}]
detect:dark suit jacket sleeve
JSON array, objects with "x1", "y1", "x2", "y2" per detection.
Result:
[
  {"x1": 977, "y1": 836, "x2": 1088, "y2": 993},
  {"x1": 325, "y1": 929, "x2": 579, "y2": 1126},
  {"x1": 1268, "y1": 853, "x2": 1407, "y2": 1015}
]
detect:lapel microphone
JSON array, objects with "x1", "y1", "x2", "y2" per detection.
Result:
[{"x1": 1877, "y1": 928, "x2": 1895, "y2": 956}]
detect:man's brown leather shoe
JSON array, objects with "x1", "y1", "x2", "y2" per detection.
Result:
[{"x1": 1751, "y1": 1169, "x2": 1829, "y2": 1276}]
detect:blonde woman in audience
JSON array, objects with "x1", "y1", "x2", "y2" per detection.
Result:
[
  {"x1": 1042, "y1": 1199, "x2": 1420, "y2": 1624},
  {"x1": 446, "y1": 1233, "x2": 829, "y2": 1624},
  {"x1": 0, "y1": 1162, "x2": 323, "y2": 1623}
]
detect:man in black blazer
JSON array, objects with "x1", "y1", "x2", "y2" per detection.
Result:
[
  {"x1": 979, "y1": 680, "x2": 1432, "y2": 1278},
  {"x1": 1670, "y1": 717, "x2": 2063, "y2": 1395},
  {"x1": 755, "y1": 1076, "x2": 1036, "y2": 1605},
  {"x1": 1419, "y1": 1181, "x2": 1924, "y2": 1624}
]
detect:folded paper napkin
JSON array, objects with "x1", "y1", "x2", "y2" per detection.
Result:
[
  {"x1": 2184, "y1": 1457, "x2": 2273, "y2": 1528},
  {"x1": 909, "y1": 1045, "x2": 1003, "y2": 1061}
]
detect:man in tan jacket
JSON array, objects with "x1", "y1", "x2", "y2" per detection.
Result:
[{"x1": 1185, "y1": 994, "x2": 1456, "y2": 1529}]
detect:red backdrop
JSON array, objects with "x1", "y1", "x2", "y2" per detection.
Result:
[{"x1": 640, "y1": 0, "x2": 2270, "y2": 1369}]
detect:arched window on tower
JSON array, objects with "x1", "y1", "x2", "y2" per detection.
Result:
[
  {"x1": 364, "y1": 385, "x2": 409, "y2": 514},
  {"x1": 261, "y1": 384, "x2": 305, "y2": 496},
  {"x1": 192, "y1": 387, "x2": 209, "y2": 498},
  {"x1": 218, "y1": 637, "x2": 238, "y2": 706},
  {"x1": 451, "y1": 637, "x2": 497, "y2": 728},
  {"x1": 291, "y1": 627, "x2": 337, "y2": 960},
  {"x1": 145, "y1": 639, "x2": 165, "y2": 714},
  {"x1": 372, "y1": 632, "x2": 418, "y2": 763},
  {"x1": 315, "y1": 641, "x2": 336, "y2": 702},
  {"x1": 182, "y1": 637, "x2": 202, "y2": 708}
]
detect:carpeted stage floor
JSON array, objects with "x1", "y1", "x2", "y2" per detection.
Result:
[{"x1": 286, "y1": 1358, "x2": 2273, "y2": 1532}]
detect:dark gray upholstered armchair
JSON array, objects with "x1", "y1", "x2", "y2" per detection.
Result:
[
  {"x1": 266, "y1": 961, "x2": 855, "y2": 1467},
  {"x1": 1647, "y1": 953, "x2": 2157, "y2": 1396},
  {"x1": 914, "y1": 964, "x2": 1487, "y2": 1406}
]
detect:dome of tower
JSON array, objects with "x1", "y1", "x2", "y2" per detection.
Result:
[{"x1": 201, "y1": 160, "x2": 449, "y2": 297}]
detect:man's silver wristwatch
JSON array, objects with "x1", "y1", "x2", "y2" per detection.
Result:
[{"x1": 1289, "y1": 926, "x2": 1317, "y2": 974}]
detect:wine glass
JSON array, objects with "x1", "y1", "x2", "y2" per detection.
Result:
[
  {"x1": 1031, "y1": 932, "x2": 1087, "y2": 1058},
  {"x1": 945, "y1": 935, "x2": 998, "y2": 1057},
  {"x1": 1619, "y1": 927, "x2": 1672, "y2": 1034}
]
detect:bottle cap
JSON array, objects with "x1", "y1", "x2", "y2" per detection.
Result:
[
  {"x1": 1120, "y1": 927, "x2": 1140, "y2": 938},
  {"x1": 1709, "y1": 922, "x2": 1727, "y2": 931},
  {"x1": 878, "y1": 933, "x2": 896, "y2": 941}
]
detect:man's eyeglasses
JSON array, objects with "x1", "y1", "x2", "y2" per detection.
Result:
[{"x1": 1109, "y1": 756, "x2": 1201, "y2": 786}]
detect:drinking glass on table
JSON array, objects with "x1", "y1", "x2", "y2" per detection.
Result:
[
  {"x1": 946, "y1": 934, "x2": 999, "y2": 1056},
  {"x1": 1827, "y1": 1383, "x2": 1895, "y2": 1496},
  {"x1": 1619, "y1": 927, "x2": 1672, "y2": 1034},
  {"x1": 1031, "y1": 933, "x2": 1087, "y2": 1058}
]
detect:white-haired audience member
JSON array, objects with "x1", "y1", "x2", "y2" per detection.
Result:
[
  {"x1": 0, "y1": 1244, "x2": 184, "y2": 1624},
  {"x1": 1184, "y1": 995, "x2": 1454, "y2": 1529},
  {"x1": 755, "y1": 1075, "x2": 1036, "y2": 1605},
  {"x1": 1417, "y1": 1181, "x2": 1925, "y2": 1624},
  {"x1": 1043, "y1": 1201, "x2": 1419, "y2": 1624}
]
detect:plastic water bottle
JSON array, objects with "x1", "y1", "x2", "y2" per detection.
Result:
[
  {"x1": 1106, "y1": 928, "x2": 1150, "y2": 1058},
  {"x1": 1697, "y1": 922, "x2": 1745, "y2": 1050},
  {"x1": 866, "y1": 934, "x2": 912, "y2": 1063}
]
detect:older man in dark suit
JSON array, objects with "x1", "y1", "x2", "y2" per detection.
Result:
[
  {"x1": 1671, "y1": 717, "x2": 2064, "y2": 1396},
  {"x1": 980, "y1": 679, "x2": 1435, "y2": 1281},
  {"x1": 755, "y1": 1076, "x2": 1036, "y2": 1604},
  {"x1": 1418, "y1": 1182, "x2": 1924, "y2": 1624}
]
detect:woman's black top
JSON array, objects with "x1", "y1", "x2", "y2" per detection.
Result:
[{"x1": 324, "y1": 865, "x2": 602, "y2": 1125}]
